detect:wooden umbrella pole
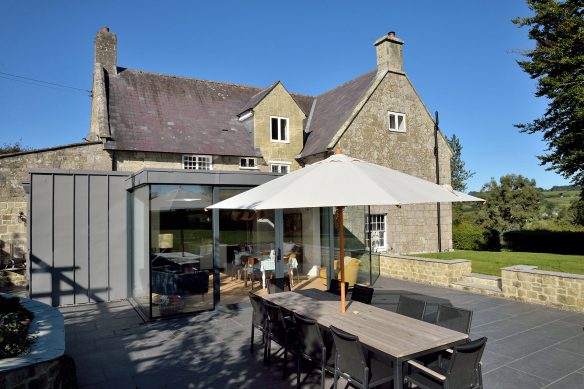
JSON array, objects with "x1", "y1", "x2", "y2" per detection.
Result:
[{"x1": 338, "y1": 206, "x2": 346, "y2": 313}]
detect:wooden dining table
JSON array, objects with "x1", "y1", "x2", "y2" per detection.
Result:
[{"x1": 262, "y1": 289, "x2": 468, "y2": 389}]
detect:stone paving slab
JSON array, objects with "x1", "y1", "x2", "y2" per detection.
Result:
[{"x1": 60, "y1": 276, "x2": 584, "y2": 388}]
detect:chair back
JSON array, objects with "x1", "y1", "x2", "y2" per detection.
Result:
[
  {"x1": 328, "y1": 279, "x2": 349, "y2": 296},
  {"x1": 330, "y1": 326, "x2": 368, "y2": 385},
  {"x1": 351, "y1": 284, "x2": 374, "y2": 304},
  {"x1": 248, "y1": 292, "x2": 266, "y2": 329},
  {"x1": 264, "y1": 300, "x2": 288, "y2": 343},
  {"x1": 268, "y1": 277, "x2": 291, "y2": 294},
  {"x1": 435, "y1": 305, "x2": 473, "y2": 334},
  {"x1": 396, "y1": 295, "x2": 427, "y2": 320},
  {"x1": 446, "y1": 337, "x2": 487, "y2": 388},
  {"x1": 294, "y1": 312, "x2": 325, "y2": 361}
]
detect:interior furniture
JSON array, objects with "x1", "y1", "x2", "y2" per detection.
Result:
[
  {"x1": 331, "y1": 325, "x2": 394, "y2": 389},
  {"x1": 396, "y1": 295, "x2": 427, "y2": 320},
  {"x1": 294, "y1": 312, "x2": 335, "y2": 389},
  {"x1": 404, "y1": 337, "x2": 487, "y2": 389},
  {"x1": 351, "y1": 284, "x2": 374, "y2": 305},
  {"x1": 151, "y1": 270, "x2": 209, "y2": 296},
  {"x1": 319, "y1": 257, "x2": 360, "y2": 287},
  {"x1": 268, "y1": 277, "x2": 292, "y2": 294},
  {"x1": 262, "y1": 289, "x2": 469, "y2": 389}
]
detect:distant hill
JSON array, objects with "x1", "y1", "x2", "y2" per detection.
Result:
[{"x1": 547, "y1": 185, "x2": 578, "y2": 192}]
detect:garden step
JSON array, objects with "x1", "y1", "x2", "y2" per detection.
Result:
[
  {"x1": 461, "y1": 273, "x2": 502, "y2": 288},
  {"x1": 450, "y1": 280, "x2": 504, "y2": 297}
]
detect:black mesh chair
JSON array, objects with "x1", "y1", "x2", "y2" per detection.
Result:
[
  {"x1": 330, "y1": 326, "x2": 393, "y2": 389},
  {"x1": 404, "y1": 337, "x2": 487, "y2": 389},
  {"x1": 294, "y1": 312, "x2": 335, "y2": 389},
  {"x1": 248, "y1": 292, "x2": 268, "y2": 358},
  {"x1": 435, "y1": 305, "x2": 473, "y2": 334},
  {"x1": 328, "y1": 279, "x2": 349, "y2": 296},
  {"x1": 351, "y1": 284, "x2": 374, "y2": 305},
  {"x1": 396, "y1": 295, "x2": 427, "y2": 320},
  {"x1": 265, "y1": 300, "x2": 297, "y2": 378},
  {"x1": 268, "y1": 277, "x2": 292, "y2": 294}
]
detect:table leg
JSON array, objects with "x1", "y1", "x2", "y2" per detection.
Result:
[{"x1": 394, "y1": 357, "x2": 403, "y2": 389}]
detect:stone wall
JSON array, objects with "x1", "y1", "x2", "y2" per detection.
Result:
[
  {"x1": 253, "y1": 83, "x2": 306, "y2": 172},
  {"x1": 501, "y1": 266, "x2": 584, "y2": 312},
  {"x1": 0, "y1": 143, "x2": 112, "y2": 259},
  {"x1": 379, "y1": 254, "x2": 471, "y2": 287},
  {"x1": 336, "y1": 71, "x2": 453, "y2": 254}
]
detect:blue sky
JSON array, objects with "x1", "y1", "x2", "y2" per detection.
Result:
[{"x1": 0, "y1": 0, "x2": 571, "y2": 191}]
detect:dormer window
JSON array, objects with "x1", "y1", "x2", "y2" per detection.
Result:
[
  {"x1": 240, "y1": 157, "x2": 257, "y2": 170},
  {"x1": 388, "y1": 112, "x2": 406, "y2": 132},
  {"x1": 270, "y1": 116, "x2": 289, "y2": 142}
]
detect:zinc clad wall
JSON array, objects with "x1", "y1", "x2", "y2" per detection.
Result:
[{"x1": 29, "y1": 171, "x2": 130, "y2": 306}]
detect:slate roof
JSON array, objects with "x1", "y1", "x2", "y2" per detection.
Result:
[
  {"x1": 300, "y1": 70, "x2": 378, "y2": 157},
  {"x1": 105, "y1": 69, "x2": 314, "y2": 156},
  {"x1": 103, "y1": 67, "x2": 375, "y2": 158}
]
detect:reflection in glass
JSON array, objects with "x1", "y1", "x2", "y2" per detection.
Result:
[
  {"x1": 333, "y1": 206, "x2": 372, "y2": 286},
  {"x1": 150, "y1": 185, "x2": 213, "y2": 317},
  {"x1": 131, "y1": 186, "x2": 150, "y2": 316}
]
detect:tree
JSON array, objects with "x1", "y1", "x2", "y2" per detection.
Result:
[
  {"x1": 0, "y1": 140, "x2": 31, "y2": 155},
  {"x1": 569, "y1": 199, "x2": 584, "y2": 226},
  {"x1": 447, "y1": 134, "x2": 475, "y2": 192},
  {"x1": 447, "y1": 134, "x2": 476, "y2": 226},
  {"x1": 479, "y1": 174, "x2": 541, "y2": 231},
  {"x1": 513, "y1": 1, "x2": 584, "y2": 197}
]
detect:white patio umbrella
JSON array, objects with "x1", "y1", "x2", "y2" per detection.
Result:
[{"x1": 209, "y1": 151, "x2": 483, "y2": 312}]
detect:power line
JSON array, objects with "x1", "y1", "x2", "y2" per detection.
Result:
[{"x1": 0, "y1": 71, "x2": 91, "y2": 96}]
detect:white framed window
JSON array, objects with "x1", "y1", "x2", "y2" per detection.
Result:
[
  {"x1": 270, "y1": 162, "x2": 290, "y2": 174},
  {"x1": 239, "y1": 157, "x2": 257, "y2": 170},
  {"x1": 388, "y1": 111, "x2": 406, "y2": 132},
  {"x1": 182, "y1": 155, "x2": 212, "y2": 170},
  {"x1": 270, "y1": 116, "x2": 289, "y2": 142},
  {"x1": 366, "y1": 214, "x2": 387, "y2": 252}
]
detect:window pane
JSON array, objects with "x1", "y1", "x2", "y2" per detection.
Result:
[
  {"x1": 389, "y1": 114, "x2": 396, "y2": 130},
  {"x1": 282, "y1": 165, "x2": 289, "y2": 174},
  {"x1": 272, "y1": 165, "x2": 279, "y2": 173},
  {"x1": 240, "y1": 158, "x2": 247, "y2": 168},
  {"x1": 280, "y1": 119, "x2": 287, "y2": 141},
  {"x1": 271, "y1": 118, "x2": 279, "y2": 140},
  {"x1": 249, "y1": 158, "x2": 255, "y2": 168},
  {"x1": 398, "y1": 115, "x2": 404, "y2": 130}
]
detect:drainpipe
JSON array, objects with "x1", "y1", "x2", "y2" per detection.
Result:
[{"x1": 434, "y1": 111, "x2": 442, "y2": 252}]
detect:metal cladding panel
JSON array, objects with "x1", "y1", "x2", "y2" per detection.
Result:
[
  {"x1": 53, "y1": 176, "x2": 75, "y2": 306},
  {"x1": 108, "y1": 176, "x2": 128, "y2": 300},
  {"x1": 89, "y1": 176, "x2": 109, "y2": 302},
  {"x1": 30, "y1": 174, "x2": 53, "y2": 304},
  {"x1": 74, "y1": 176, "x2": 90, "y2": 304}
]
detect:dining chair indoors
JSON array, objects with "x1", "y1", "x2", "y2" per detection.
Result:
[
  {"x1": 396, "y1": 295, "x2": 427, "y2": 320},
  {"x1": 351, "y1": 284, "x2": 374, "y2": 305},
  {"x1": 330, "y1": 326, "x2": 394, "y2": 389},
  {"x1": 404, "y1": 336, "x2": 488, "y2": 389},
  {"x1": 294, "y1": 312, "x2": 335, "y2": 389}
]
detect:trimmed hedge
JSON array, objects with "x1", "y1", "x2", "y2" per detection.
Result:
[
  {"x1": 503, "y1": 230, "x2": 584, "y2": 255},
  {"x1": 453, "y1": 224, "x2": 500, "y2": 251}
]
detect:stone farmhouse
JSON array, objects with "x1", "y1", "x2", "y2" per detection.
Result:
[{"x1": 0, "y1": 28, "x2": 453, "y2": 265}]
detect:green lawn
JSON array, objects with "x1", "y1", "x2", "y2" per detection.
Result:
[{"x1": 412, "y1": 250, "x2": 584, "y2": 276}]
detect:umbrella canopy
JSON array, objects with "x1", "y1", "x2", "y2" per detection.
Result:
[
  {"x1": 209, "y1": 152, "x2": 483, "y2": 312},
  {"x1": 208, "y1": 153, "x2": 483, "y2": 210}
]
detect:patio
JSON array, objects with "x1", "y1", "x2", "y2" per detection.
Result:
[{"x1": 61, "y1": 276, "x2": 584, "y2": 389}]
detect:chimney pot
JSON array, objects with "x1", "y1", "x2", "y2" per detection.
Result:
[
  {"x1": 101, "y1": 26, "x2": 110, "y2": 33},
  {"x1": 388, "y1": 31, "x2": 395, "y2": 37}
]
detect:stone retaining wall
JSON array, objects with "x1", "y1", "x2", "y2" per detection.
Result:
[
  {"x1": 379, "y1": 254, "x2": 471, "y2": 287},
  {"x1": 501, "y1": 265, "x2": 584, "y2": 311},
  {"x1": 0, "y1": 295, "x2": 66, "y2": 388}
]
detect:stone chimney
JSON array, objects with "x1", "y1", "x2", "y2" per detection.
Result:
[
  {"x1": 94, "y1": 26, "x2": 117, "y2": 76},
  {"x1": 374, "y1": 31, "x2": 404, "y2": 74}
]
